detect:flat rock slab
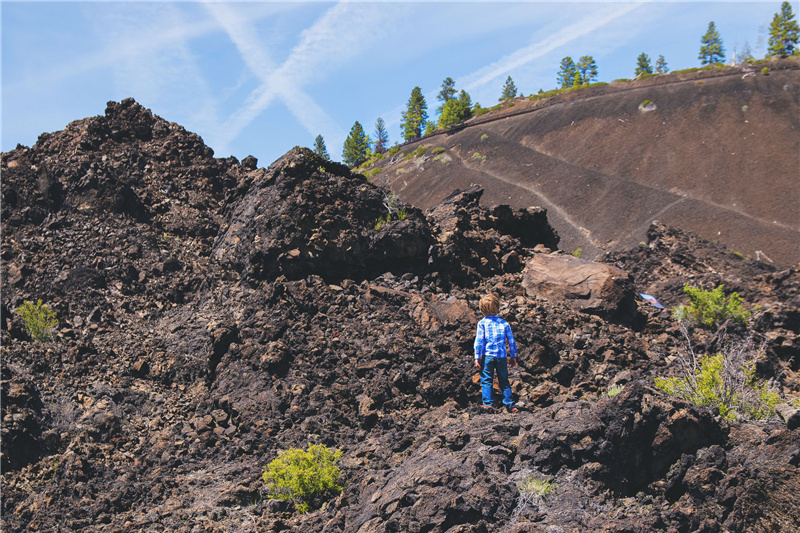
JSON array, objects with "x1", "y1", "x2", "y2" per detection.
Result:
[{"x1": 522, "y1": 253, "x2": 636, "y2": 323}]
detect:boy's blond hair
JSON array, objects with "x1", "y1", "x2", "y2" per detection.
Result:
[{"x1": 479, "y1": 294, "x2": 500, "y2": 316}]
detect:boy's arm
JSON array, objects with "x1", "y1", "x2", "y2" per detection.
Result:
[
  {"x1": 506, "y1": 322, "x2": 518, "y2": 368},
  {"x1": 474, "y1": 321, "x2": 486, "y2": 368}
]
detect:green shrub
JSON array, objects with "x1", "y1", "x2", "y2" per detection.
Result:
[
  {"x1": 431, "y1": 147, "x2": 445, "y2": 155},
  {"x1": 262, "y1": 444, "x2": 343, "y2": 513},
  {"x1": 471, "y1": 152, "x2": 486, "y2": 160},
  {"x1": 474, "y1": 107, "x2": 491, "y2": 117},
  {"x1": 374, "y1": 214, "x2": 391, "y2": 230},
  {"x1": 480, "y1": 134, "x2": 489, "y2": 141},
  {"x1": 364, "y1": 167, "x2": 382, "y2": 179},
  {"x1": 672, "y1": 284, "x2": 750, "y2": 329},
  {"x1": 519, "y1": 475, "x2": 556, "y2": 498},
  {"x1": 761, "y1": 66, "x2": 769, "y2": 76},
  {"x1": 405, "y1": 145, "x2": 429, "y2": 160},
  {"x1": 655, "y1": 349, "x2": 780, "y2": 421},
  {"x1": 604, "y1": 385, "x2": 624, "y2": 397},
  {"x1": 386, "y1": 145, "x2": 400, "y2": 157},
  {"x1": 15, "y1": 299, "x2": 58, "y2": 342},
  {"x1": 512, "y1": 473, "x2": 557, "y2": 521},
  {"x1": 571, "y1": 248, "x2": 582, "y2": 258},
  {"x1": 641, "y1": 99, "x2": 653, "y2": 107}
]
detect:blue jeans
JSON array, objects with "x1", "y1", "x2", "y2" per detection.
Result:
[{"x1": 480, "y1": 357, "x2": 514, "y2": 407}]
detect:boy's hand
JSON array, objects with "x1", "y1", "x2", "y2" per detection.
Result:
[
  {"x1": 474, "y1": 359, "x2": 481, "y2": 369},
  {"x1": 509, "y1": 358, "x2": 518, "y2": 369}
]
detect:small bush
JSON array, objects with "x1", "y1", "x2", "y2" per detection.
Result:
[
  {"x1": 471, "y1": 152, "x2": 486, "y2": 160},
  {"x1": 571, "y1": 248, "x2": 582, "y2": 258},
  {"x1": 262, "y1": 444, "x2": 343, "y2": 514},
  {"x1": 512, "y1": 473, "x2": 557, "y2": 520},
  {"x1": 364, "y1": 167, "x2": 382, "y2": 179},
  {"x1": 386, "y1": 145, "x2": 400, "y2": 157},
  {"x1": 672, "y1": 284, "x2": 750, "y2": 329},
  {"x1": 655, "y1": 340, "x2": 780, "y2": 421},
  {"x1": 641, "y1": 99, "x2": 653, "y2": 107},
  {"x1": 405, "y1": 145, "x2": 429, "y2": 160},
  {"x1": 605, "y1": 386, "x2": 624, "y2": 397},
  {"x1": 374, "y1": 214, "x2": 391, "y2": 231},
  {"x1": 480, "y1": 134, "x2": 489, "y2": 141},
  {"x1": 15, "y1": 299, "x2": 58, "y2": 342},
  {"x1": 761, "y1": 66, "x2": 769, "y2": 76},
  {"x1": 431, "y1": 147, "x2": 445, "y2": 155}
]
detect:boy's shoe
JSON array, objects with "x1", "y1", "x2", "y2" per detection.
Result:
[
  {"x1": 505, "y1": 406, "x2": 519, "y2": 414},
  {"x1": 480, "y1": 404, "x2": 494, "y2": 411}
]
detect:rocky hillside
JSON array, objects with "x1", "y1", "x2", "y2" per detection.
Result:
[
  {"x1": 2, "y1": 99, "x2": 799, "y2": 532},
  {"x1": 370, "y1": 59, "x2": 800, "y2": 267}
]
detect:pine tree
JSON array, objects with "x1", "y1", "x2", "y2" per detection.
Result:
[
  {"x1": 635, "y1": 52, "x2": 653, "y2": 76},
  {"x1": 768, "y1": 1, "x2": 800, "y2": 58},
  {"x1": 458, "y1": 89, "x2": 472, "y2": 111},
  {"x1": 557, "y1": 56, "x2": 576, "y2": 88},
  {"x1": 655, "y1": 55, "x2": 669, "y2": 74},
  {"x1": 437, "y1": 77, "x2": 456, "y2": 113},
  {"x1": 499, "y1": 76, "x2": 518, "y2": 101},
  {"x1": 374, "y1": 118, "x2": 388, "y2": 154},
  {"x1": 572, "y1": 71, "x2": 583, "y2": 87},
  {"x1": 699, "y1": 21, "x2": 725, "y2": 65},
  {"x1": 313, "y1": 135, "x2": 329, "y2": 160},
  {"x1": 576, "y1": 56, "x2": 598, "y2": 84},
  {"x1": 401, "y1": 87, "x2": 428, "y2": 142},
  {"x1": 438, "y1": 90, "x2": 473, "y2": 129},
  {"x1": 342, "y1": 121, "x2": 370, "y2": 167}
]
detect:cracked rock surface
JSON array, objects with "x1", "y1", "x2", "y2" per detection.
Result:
[{"x1": 2, "y1": 99, "x2": 799, "y2": 532}]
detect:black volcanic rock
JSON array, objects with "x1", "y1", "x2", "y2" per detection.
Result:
[
  {"x1": 212, "y1": 147, "x2": 432, "y2": 282},
  {"x1": 1, "y1": 99, "x2": 798, "y2": 533}
]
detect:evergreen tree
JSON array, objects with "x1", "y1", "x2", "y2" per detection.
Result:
[
  {"x1": 572, "y1": 71, "x2": 583, "y2": 87},
  {"x1": 374, "y1": 118, "x2": 389, "y2": 154},
  {"x1": 437, "y1": 77, "x2": 457, "y2": 113},
  {"x1": 576, "y1": 56, "x2": 598, "y2": 84},
  {"x1": 655, "y1": 55, "x2": 669, "y2": 73},
  {"x1": 499, "y1": 76, "x2": 518, "y2": 101},
  {"x1": 438, "y1": 90, "x2": 473, "y2": 129},
  {"x1": 557, "y1": 56, "x2": 577, "y2": 88},
  {"x1": 699, "y1": 21, "x2": 725, "y2": 65},
  {"x1": 635, "y1": 52, "x2": 653, "y2": 76},
  {"x1": 768, "y1": 1, "x2": 800, "y2": 58},
  {"x1": 401, "y1": 87, "x2": 428, "y2": 142},
  {"x1": 458, "y1": 89, "x2": 472, "y2": 111},
  {"x1": 342, "y1": 121, "x2": 370, "y2": 167},
  {"x1": 313, "y1": 135, "x2": 329, "y2": 160},
  {"x1": 424, "y1": 121, "x2": 436, "y2": 136}
]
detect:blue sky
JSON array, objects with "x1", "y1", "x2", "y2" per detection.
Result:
[{"x1": 2, "y1": 1, "x2": 789, "y2": 167}]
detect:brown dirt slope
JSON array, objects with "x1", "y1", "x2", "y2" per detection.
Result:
[{"x1": 373, "y1": 60, "x2": 800, "y2": 267}]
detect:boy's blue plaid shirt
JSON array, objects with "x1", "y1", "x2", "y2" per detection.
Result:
[{"x1": 474, "y1": 315, "x2": 517, "y2": 360}]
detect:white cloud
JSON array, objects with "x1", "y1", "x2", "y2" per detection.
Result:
[
  {"x1": 459, "y1": 2, "x2": 646, "y2": 92},
  {"x1": 205, "y1": 1, "x2": 393, "y2": 156}
]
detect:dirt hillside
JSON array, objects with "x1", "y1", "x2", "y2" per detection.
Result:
[{"x1": 372, "y1": 60, "x2": 800, "y2": 267}]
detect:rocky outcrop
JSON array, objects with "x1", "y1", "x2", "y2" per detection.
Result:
[
  {"x1": 1, "y1": 99, "x2": 798, "y2": 533},
  {"x1": 426, "y1": 185, "x2": 559, "y2": 287},
  {"x1": 212, "y1": 147, "x2": 432, "y2": 283}
]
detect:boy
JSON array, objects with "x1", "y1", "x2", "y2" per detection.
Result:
[{"x1": 474, "y1": 294, "x2": 518, "y2": 413}]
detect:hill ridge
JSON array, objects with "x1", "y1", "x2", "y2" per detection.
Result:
[{"x1": 373, "y1": 59, "x2": 800, "y2": 266}]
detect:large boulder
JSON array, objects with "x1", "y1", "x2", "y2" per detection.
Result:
[{"x1": 522, "y1": 253, "x2": 637, "y2": 323}]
